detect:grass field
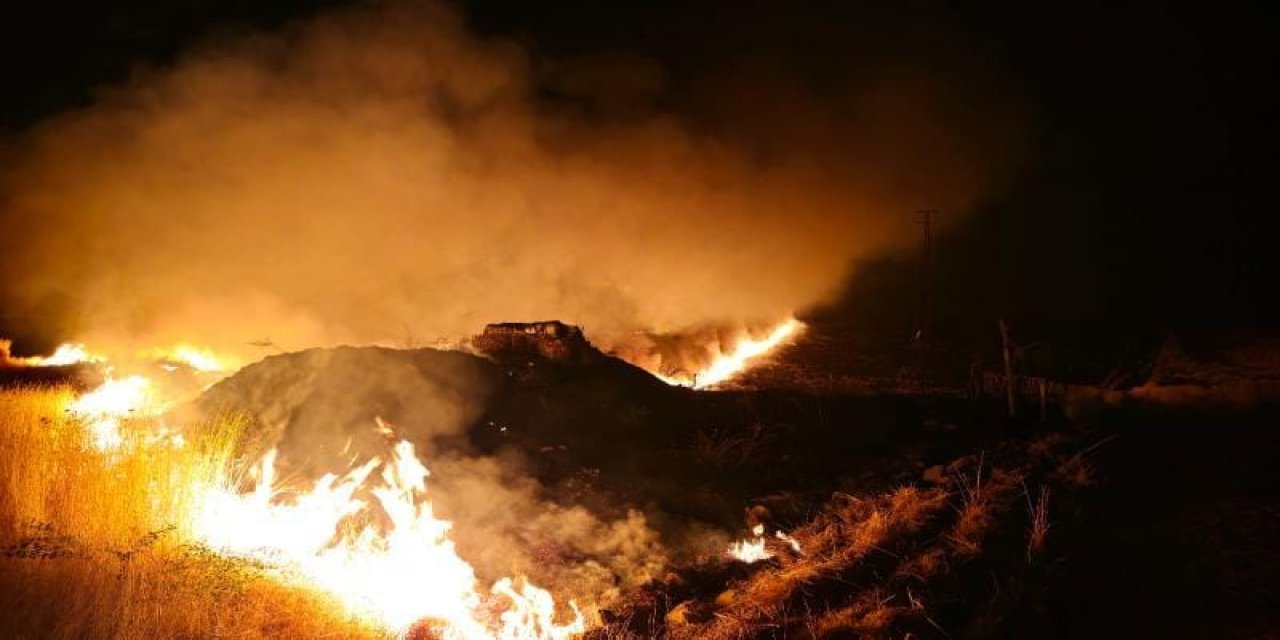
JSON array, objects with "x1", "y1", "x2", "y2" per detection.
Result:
[{"x1": 0, "y1": 385, "x2": 385, "y2": 639}]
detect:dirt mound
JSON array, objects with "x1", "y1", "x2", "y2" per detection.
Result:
[
  {"x1": 195, "y1": 346, "x2": 503, "y2": 474},
  {"x1": 191, "y1": 320, "x2": 679, "y2": 468}
]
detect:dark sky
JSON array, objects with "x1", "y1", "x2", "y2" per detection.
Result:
[{"x1": 0, "y1": 0, "x2": 1272, "y2": 352}]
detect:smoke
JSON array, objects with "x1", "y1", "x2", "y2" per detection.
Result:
[
  {"x1": 0, "y1": 0, "x2": 1022, "y2": 358},
  {"x1": 428, "y1": 452, "x2": 668, "y2": 614},
  {"x1": 191, "y1": 344, "x2": 669, "y2": 616},
  {"x1": 195, "y1": 345, "x2": 501, "y2": 473}
]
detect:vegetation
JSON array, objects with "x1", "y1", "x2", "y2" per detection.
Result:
[
  {"x1": 0, "y1": 385, "x2": 384, "y2": 639},
  {"x1": 590, "y1": 430, "x2": 1101, "y2": 640},
  {"x1": 0, "y1": 375, "x2": 1116, "y2": 639}
]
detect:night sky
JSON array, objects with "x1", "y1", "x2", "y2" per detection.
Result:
[{"x1": 1, "y1": 1, "x2": 1273, "y2": 356}]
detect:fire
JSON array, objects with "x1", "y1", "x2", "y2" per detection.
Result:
[
  {"x1": 7, "y1": 338, "x2": 239, "y2": 450},
  {"x1": 21, "y1": 338, "x2": 586, "y2": 637},
  {"x1": 66, "y1": 374, "x2": 159, "y2": 450},
  {"x1": 727, "y1": 524, "x2": 772, "y2": 563},
  {"x1": 146, "y1": 343, "x2": 232, "y2": 372},
  {"x1": 194, "y1": 433, "x2": 584, "y2": 638},
  {"x1": 4, "y1": 341, "x2": 106, "y2": 367},
  {"x1": 727, "y1": 524, "x2": 802, "y2": 564},
  {"x1": 659, "y1": 317, "x2": 804, "y2": 389},
  {"x1": 1, "y1": 337, "x2": 233, "y2": 374},
  {"x1": 34, "y1": 342, "x2": 106, "y2": 366}
]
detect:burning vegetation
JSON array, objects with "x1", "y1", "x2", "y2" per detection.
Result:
[
  {"x1": 0, "y1": 319, "x2": 1182, "y2": 639},
  {"x1": 0, "y1": 7, "x2": 1018, "y2": 633},
  {"x1": 0, "y1": 1, "x2": 1272, "y2": 638},
  {"x1": 0, "y1": 323, "x2": 810, "y2": 638}
]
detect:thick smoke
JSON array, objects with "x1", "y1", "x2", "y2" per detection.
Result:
[{"x1": 0, "y1": 1, "x2": 1021, "y2": 359}]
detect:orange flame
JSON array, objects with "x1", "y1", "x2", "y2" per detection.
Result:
[
  {"x1": 727, "y1": 524, "x2": 772, "y2": 563},
  {"x1": 39, "y1": 340, "x2": 589, "y2": 636},
  {"x1": 659, "y1": 318, "x2": 803, "y2": 389},
  {"x1": 67, "y1": 374, "x2": 160, "y2": 450},
  {"x1": 144, "y1": 343, "x2": 233, "y2": 372},
  {"x1": 727, "y1": 524, "x2": 802, "y2": 563},
  {"x1": 194, "y1": 433, "x2": 584, "y2": 638},
  {"x1": 8, "y1": 341, "x2": 106, "y2": 367}
]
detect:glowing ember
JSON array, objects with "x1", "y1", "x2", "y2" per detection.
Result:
[
  {"x1": 194, "y1": 432, "x2": 584, "y2": 638},
  {"x1": 67, "y1": 374, "x2": 158, "y2": 450},
  {"x1": 659, "y1": 318, "x2": 804, "y2": 389}
]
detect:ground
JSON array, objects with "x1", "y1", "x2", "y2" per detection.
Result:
[{"x1": 1, "y1": 327, "x2": 1277, "y2": 638}]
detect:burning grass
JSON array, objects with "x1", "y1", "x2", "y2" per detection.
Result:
[
  {"x1": 1, "y1": 341, "x2": 1112, "y2": 639},
  {"x1": 0, "y1": 380, "x2": 593, "y2": 639},
  {"x1": 592, "y1": 431, "x2": 1092, "y2": 640},
  {"x1": 0, "y1": 385, "x2": 384, "y2": 639}
]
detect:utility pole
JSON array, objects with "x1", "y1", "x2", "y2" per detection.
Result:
[{"x1": 914, "y1": 209, "x2": 937, "y2": 345}]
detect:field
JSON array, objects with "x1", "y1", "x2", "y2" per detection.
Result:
[{"x1": 3, "y1": 349, "x2": 1278, "y2": 640}]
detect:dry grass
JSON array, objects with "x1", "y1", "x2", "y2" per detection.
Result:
[
  {"x1": 1024, "y1": 483, "x2": 1052, "y2": 561},
  {"x1": 692, "y1": 423, "x2": 771, "y2": 468},
  {"x1": 0, "y1": 385, "x2": 385, "y2": 639},
  {"x1": 604, "y1": 450, "x2": 1044, "y2": 640},
  {"x1": 666, "y1": 485, "x2": 949, "y2": 640},
  {"x1": 944, "y1": 455, "x2": 1022, "y2": 557},
  {"x1": 0, "y1": 386, "x2": 237, "y2": 547}
]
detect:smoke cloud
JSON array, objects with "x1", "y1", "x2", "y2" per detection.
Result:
[{"x1": 0, "y1": 0, "x2": 1022, "y2": 358}]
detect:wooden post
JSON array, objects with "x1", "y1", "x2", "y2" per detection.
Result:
[{"x1": 999, "y1": 319, "x2": 1017, "y2": 418}]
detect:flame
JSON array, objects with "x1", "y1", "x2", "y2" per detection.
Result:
[
  {"x1": 32, "y1": 339, "x2": 586, "y2": 637},
  {"x1": 8, "y1": 341, "x2": 106, "y2": 367},
  {"x1": 144, "y1": 343, "x2": 232, "y2": 372},
  {"x1": 67, "y1": 374, "x2": 159, "y2": 450},
  {"x1": 11, "y1": 338, "x2": 237, "y2": 449},
  {"x1": 194, "y1": 434, "x2": 584, "y2": 638},
  {"x1": 727, "y1": 524, "x2": 772, "y2": 563},
  {"x1": 727, "y1": 524, "x2": 802, "y2": 563},
  {"x1": 1, "y1": 337, "x2": 232, "y2": 373},
  {"x1": 658, "y1": 318, "x2": 803, "y2": 389}
]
